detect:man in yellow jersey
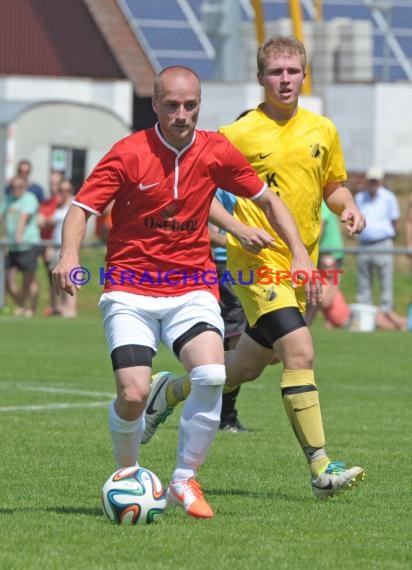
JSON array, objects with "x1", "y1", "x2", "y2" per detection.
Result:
[{"x1": 144, "y1": 36, "x2": 367, "y2": 499}]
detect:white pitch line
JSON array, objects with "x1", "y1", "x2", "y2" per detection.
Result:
[
  {"x1": 20, "y1": 385, "x2": 115, "y2": 398},
  {"x1": 0, "y1": 401, "x2": 110, "y2": 413},
  {"x1": 331, "y1": 384, "x2": 412, "y2": 394}
]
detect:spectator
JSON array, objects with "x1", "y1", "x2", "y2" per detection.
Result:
[
  {"x1": 306, "y1": 254, "x2": 351, "y2": 328},
  {"x1": 0, "y1": 175, "x2": 40, "y2": 316},
  {"x1": 37, "y1": 170, "x2": 65, "y2": 315},
  {"x1": 305, "y1": 203, "x2": 346, "y2": 325},
  {"x1": 355, "y1": 166, "x2": 406, "y2": 331},
  {"x1": 6, "y1": 160, "x2": 45, "y2": 204}
]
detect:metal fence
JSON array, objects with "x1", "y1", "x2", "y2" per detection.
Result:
[{"x1": 1, "y1": 239, "x2": 411, "y2": 310}]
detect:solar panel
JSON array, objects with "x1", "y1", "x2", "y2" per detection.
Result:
[
  {"x1": 118, "y1": 0, "x2": 412, "y2": 82},
  {"x1": 118, "y1": 0, "x2": 215, "y2": 76},
  {"x1": 125, "y1": 0, "x2": 187, "y2": 20}
]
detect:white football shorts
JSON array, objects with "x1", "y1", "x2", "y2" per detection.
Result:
[{"x1": 98, "y1": 290, "x2": 224, "y2": 354}]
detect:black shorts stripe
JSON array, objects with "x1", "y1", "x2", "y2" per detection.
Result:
[
  {"x1": 173, "y1": 322, "x2": 222, "y2": 358},
  {"x1": 281, "y1": 384, "x2": 317, "y2": 397},
  {"x1": 245, "y1": 306, "x2": 307, "y2": 349},
  {"x1": 110, "y1": 344, "x2": 154, "y2": 371}
]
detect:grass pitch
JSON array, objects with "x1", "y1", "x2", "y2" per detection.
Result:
[{"x1": 0, "y1": 317, "x2": 411, "y2": 569}]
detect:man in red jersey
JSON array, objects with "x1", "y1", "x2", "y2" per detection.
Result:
[{"x1": 52, "y1": 66, "x2": 318, "y2": 519}]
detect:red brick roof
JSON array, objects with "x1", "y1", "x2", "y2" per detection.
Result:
[
  {"x1": 0, "y1": 0, "x2": 155, "y2": 96},
  {"x1": 84, "y1": 0, "x2": 155, "y2": 96}
]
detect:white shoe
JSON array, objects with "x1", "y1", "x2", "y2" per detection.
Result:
[
  {"x1": 142, "y1": 372, "x2": 176, "y2": 444},
  {"x1": 311, "y1": 461, "x2": 365, "y2": 499}
]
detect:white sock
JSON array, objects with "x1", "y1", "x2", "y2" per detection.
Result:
[
  {"x1": 108, "y1": 400, "x2": 145, "y2": 468},
  {"x1": 173, "y1": 383, "x2": 222, "y2": 481}
]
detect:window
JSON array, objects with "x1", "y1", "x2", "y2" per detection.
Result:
[{"x1": 51, "y1": 147, "x2": 86, "y2": 193}]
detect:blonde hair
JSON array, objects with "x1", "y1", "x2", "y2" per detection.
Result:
[{"x1": 257, "y1": 35, "x2": 307, "y2": 76}]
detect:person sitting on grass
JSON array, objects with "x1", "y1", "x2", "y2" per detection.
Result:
[{"x1": 306, "y1": 254, "x2": 351, "y2": 328}]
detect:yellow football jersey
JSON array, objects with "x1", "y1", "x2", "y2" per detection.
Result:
[{"x1": 220, "y1": 105, "x2": 347, "y2": 273}]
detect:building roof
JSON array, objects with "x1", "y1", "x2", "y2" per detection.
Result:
[
  {"x1": 0, "y1": 0, "x2": 156, "y2": 97},
  {"x1": 83, "y1": 0, "x2": 156, "y2": 96},
  {"x1": 0, "y1": 101, "x2": 35, "y2": 127},
  {"x1": 0, "y1": 100, "x2": 131, "y2": 129}
]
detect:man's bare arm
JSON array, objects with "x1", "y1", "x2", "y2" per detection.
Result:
[
  {"x1": 209, "y1": 197, "x2": 273, "y2": 254},
  {"x1": 323, "y1": 183, "x2": 366, "y2": 236},
  {"x1": 52, "y1": 205, "x2": 91, "y2": 295}
]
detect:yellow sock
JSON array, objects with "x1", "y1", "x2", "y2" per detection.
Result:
[
  {"x1": 223, "y1": 349, "x2": 241, "y2": 394},
  {"x1": 164, "y1": 352, "x2": 238, "y2": 405},
  {"x1": 310, "y1": 456, "x2": 330, "y2": 477},
  {"x1": 166, "y1": 375, "x2": 237, "y2": 402},
  {"x1": 166, "y1": 376, "x2": 191, "y2": 406},
  {"x1": 281, "y1": 369, "x2": 326, "y2": 468},
  {"x1": 223, "y1": 383, "x2": 238, "y2": 394},
  {"x1": 182, "y1": 378, "x2": 191, "y2": 399}
]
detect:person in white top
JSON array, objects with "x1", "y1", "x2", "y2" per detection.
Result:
[{"x1": 355, "y1": 166, "x2": 406, "y2": 330}]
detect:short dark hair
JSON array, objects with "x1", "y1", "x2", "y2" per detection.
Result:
[{"x1": 17, "y1": 159, "x2": 32, "y2": 173}]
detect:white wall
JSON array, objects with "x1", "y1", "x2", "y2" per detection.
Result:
[
  {"x1": 324, "y1": 85, "x2": 376, "y2": 172},
  {"x1": 325, "y1": 84, "x2": 412, "y2": 175},
  {"x1": 0, "y1": 76, "x2": 133, "y2": 126},
  {"x1": 375, "y1": 85, "x2": 412, "y2": 173},
  {"x1": 6, "y1": 103, "x2": 131, "y2": 190}
]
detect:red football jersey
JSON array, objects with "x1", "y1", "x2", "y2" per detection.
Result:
[
  {"x1": 74, "y1": 125, "x2": 266, "y2": 297},
  {"x1": 39, "y1": 195, "x2": 60, "y2": 240}
]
